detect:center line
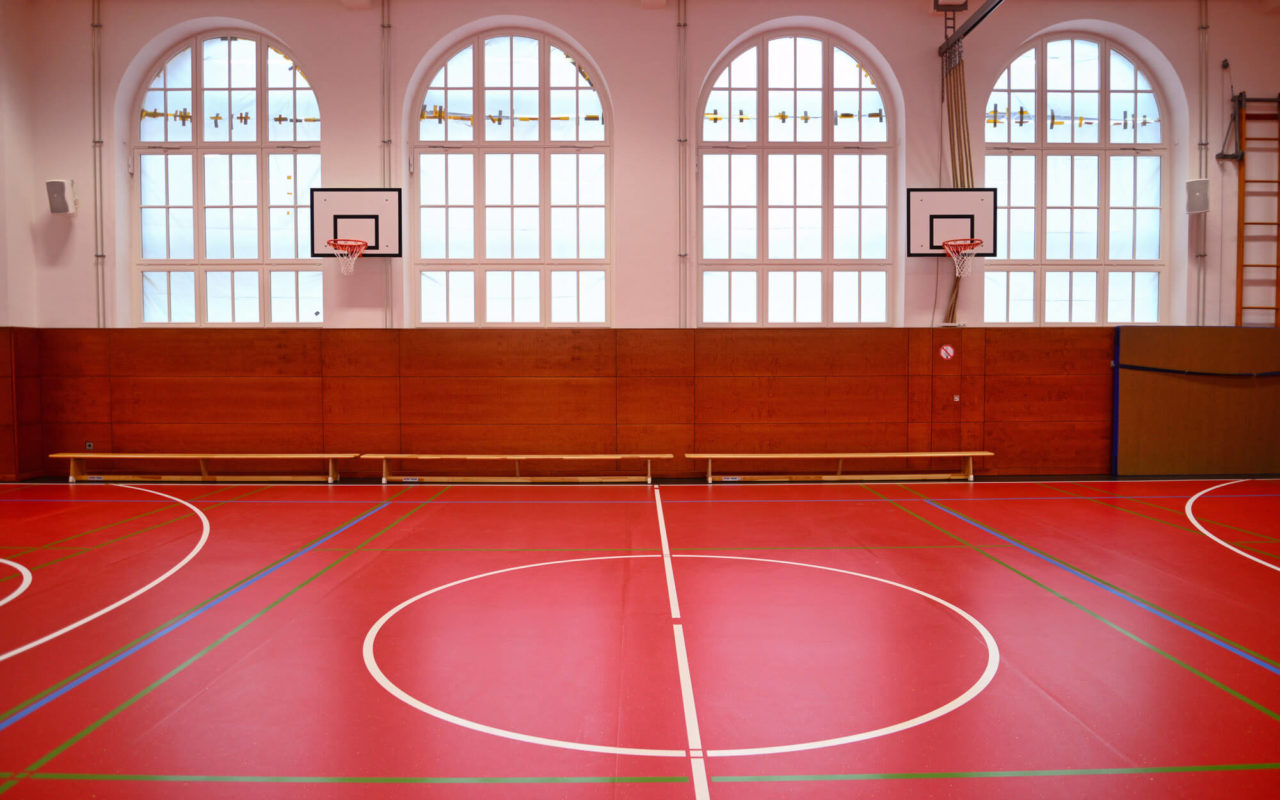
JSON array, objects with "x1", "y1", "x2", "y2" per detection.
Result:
[
  {"x1": 654, "y1": 488, "x2": 682, "y2": 619},
  {"x1": 655, "y1": 489, "x2": 711, "y2": 800}
]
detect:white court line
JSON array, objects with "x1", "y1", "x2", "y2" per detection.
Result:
[
  {"x1": 0, "y1": 484, "x2": 211, "y2": 663},
  {"x1": 654, "y1": 487, "x2": 682, "y2": 618},
  {"x1": 1185, "y1": 479, "x2": 1280, "y2": 574},
  {"x1": 0, "y1": 558, "x2": 33, "y2": 608},
  {"x1": 657, "y1": 487, "x2": 711, "y2": 800}
]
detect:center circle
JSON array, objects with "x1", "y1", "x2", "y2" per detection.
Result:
[{"x1": 363, "y1": 554, "x2": 999, "y2": 758}]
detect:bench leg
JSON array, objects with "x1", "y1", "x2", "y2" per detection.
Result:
[
  {"x1": 646, "y1": 458, "x2": 652, "y2": 485},
  {"x1": 68, "y1": 457, "x2": 81, "y2": 483},
  {"x1": 965, "y1": 456, "x2": 974, "y2": 481},
  {"x1": 381, "y1": 459, "x2": 389, "y2": 485},
  {"x1": 328, "y1": 458, "x2": 338, "y2": 484},
  {"x1": 706, "y1": 459, "x2": 713, "y2": 484}
]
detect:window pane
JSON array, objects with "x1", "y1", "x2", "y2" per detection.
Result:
[
  {"x1": 580, "y1": 271, "x2": 606, "y2": 323},
  {"x1": 796, "y1": 271, "x2": 822, "y2": 323},
  {"x1": 984, "y1": 271, "x2": 1008, "y2": 323},
  {"x1": 170, "y1": 271, "x2": 196, "y2": 322},
  {"x1": 1107, "y1": 271, "x2": 1133, "y2": 322},
  {"x1": 270, "y1": 271, "x2": 297, "y2": 322},
  {"x1": 767, "y1": 271, "x2": 794, "y2": 323},
  {"x1": 422, "y1": 271, "x2": 447, "y2": 322},
  {"x1": 142, "y1": 272, "x2": 168, "y2": 322},
  {"x1": 450, "y1": 271, "x2": 475, "y2": 322},
  {"x1": 832, "y1": 271, "x2": 859, "y2": 322},
  {"x1": 207, "y1": 271, "x2": 233, "y2": 322},
  {"x1": 513, "y1": 271, "x2": 539, "y2": 322},
  {"x1": 860, "y1": 271, "x2": 886, "y2": 322},
  {"x1": 1009, "y1": 271, "x2": 1035, "y2": 322},
  {"x1": 1071, "y1": 271, "x2": 1096, "y2": 322},
  {"x1": 703, "y1": 271, "x2": 729, "y2": 323},
  {"x1": 730, "y1": 271, "x2": 757, "y2": 323},
  {"x1": 1045, "y1": 271, "x2": 1070, "y2": 322},
  {"x1": 297, "y1": 271, "x2": 323, "y2": 322},
  {"x1": 486, "y1": 271, "x2": 512, "y2": 322},
  {"x1": 1134, "y1": 271, "x2": 1159, "y2": 322},
  {"x1": 551, "y1": 270, "x2": 577, "y2": 322}
]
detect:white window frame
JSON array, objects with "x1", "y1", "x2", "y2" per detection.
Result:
[
  {"x1": 411, "y1": 30, "x2": 612, "y2": 327},
  {"x1": 131, "y1": 31, "x2": 323, "y2": 327},
  {"x1": 696, "y1": 31, "x2": 896, "y2": 327},
  {"x1": 983, "y1": 36, "x2": 1168, "y2": 326}
]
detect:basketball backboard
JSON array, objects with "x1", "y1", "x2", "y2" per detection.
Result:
[
  {"x1": 906, "y1": 188, "x2": 997, "y2": 257},
  {"x1": 311, "y1": 188, "x2": 403, "y2": 258}
]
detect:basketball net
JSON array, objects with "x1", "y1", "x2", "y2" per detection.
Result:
[
  {"x1": 943, "y1": 238, "x2": 982, "y2": 279},
  {"x1": 328, "y1": 238, "x2": 367, "y2": 276}
]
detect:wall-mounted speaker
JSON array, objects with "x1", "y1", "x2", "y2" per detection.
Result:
[
  {"x1": 1186, "y1": 179, "x2": 1210, "y2": 214},
  {"x1": 46, "y1": 180, "x2": 77, "y2": 215}
]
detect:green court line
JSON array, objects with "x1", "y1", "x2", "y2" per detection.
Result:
[
  {"x1": 1062, "y1": 482, "x2": 1280, "y2": 543},
  {"x1": 0, "y1": 487, "x2": 263, "y2": 585},
  {"x1": 1, "y1": 492, "x2": 441, "y2": 795},
  {"x1": 713, "y1": 762, "x2": 1280, "y2": 782},
  {"x1": 315, "y1": 546, "x2": 666, "y2": 553},
  {"x1": 0, "y1": 486, "x2": 408, "y2": 726},
  {"x1": 913, "y1": 485, "x2": 1280, "y2": 673},
  {"x1": 870, "y1": 486, "x2": 1280, "y2": 726},
  {"x1": 29, "y1": 773, "x2": 685, "y2": 784}
]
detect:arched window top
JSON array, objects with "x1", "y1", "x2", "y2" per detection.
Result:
[
  {"x1": 418, "y1": 33, "x2": 606, "y2": 144},
  {"x1": 139, "y1": 34, "x2": 319, "y2": 144},
  {"x1": 985, "y1": 37, "x2": 1161, "y2": 146},
  {"x1": 702, "y1": 34, "x2": 887, "y2": 145}
]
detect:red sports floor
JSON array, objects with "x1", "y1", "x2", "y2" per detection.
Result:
[{"x1": 0, "y1": 478, "x2": 1278, "y2": 798}]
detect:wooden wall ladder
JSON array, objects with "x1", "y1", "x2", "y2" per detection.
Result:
[{"x1": 1223, "y1": 93, "x2": 1280, "y2": 327}]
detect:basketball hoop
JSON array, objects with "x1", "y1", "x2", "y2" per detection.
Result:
[
  {"x1": 327, "y1": 238, "x2": 367, "y2": 276},
  {"x1": 942, "y1": 238, "x2": 983, "y2": 278}
]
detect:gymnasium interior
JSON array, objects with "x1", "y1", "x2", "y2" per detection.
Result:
[{"x1": 1, "y1": 0, "x2": 1278, "y2": 797}]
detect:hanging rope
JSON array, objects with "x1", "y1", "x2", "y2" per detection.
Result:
[{"x1": 942, "y1": 39, "x2": 975, "y2": 323}]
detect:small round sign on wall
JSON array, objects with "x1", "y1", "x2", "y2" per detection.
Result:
[{"x1": 939, "y1": 344, "x2": 956, "y2": 360}]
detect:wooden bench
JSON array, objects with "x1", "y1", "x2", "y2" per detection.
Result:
[
  {"x1": 49, "y1": 452, "x2": 360, "y2": 484},
  {"x1": 362, "y1": 454, "x2": 675, "y2": 484},
  {"x1": 684, "y1": 451, "x2": 995, "y2": 483}
]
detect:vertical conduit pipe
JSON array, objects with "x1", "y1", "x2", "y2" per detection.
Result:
[
  {"x1": 91, "y1": 0, "x2": 106, "y2": 327},
  {"x1": 676, "y1": 0, "x2": 689, "y2": 325},
  {"x1": 1196, "y1": 0, "x2": 1209, "y2": 324},
  {"x1": 381, "y1": 0, "x2": 393, "y2": 327}
]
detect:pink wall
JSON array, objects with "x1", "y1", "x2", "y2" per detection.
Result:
[{"x1": 4, "y1": 0, "x2": 1280, "y2": 328}]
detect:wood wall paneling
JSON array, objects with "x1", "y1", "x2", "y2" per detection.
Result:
[
  {"x1": 400, "y1": 423, "x2": 617, "y2": 455},
  {"x1": 400, "y1": 330, "x2": 616, "y2": 377},
  {"x1": 321, "y1": 330, "x2": 400, "y2": 376},
  {"x1": 617, "y1": 377, "x2": 694, "y2": 425},
  {"x1": 111, "y1": 423, "x2": 325, "y2": 453},
  {"x1": 695, "y1": 330, "x2": 910, "y2": 376},
  {"x1": 985, "y1": 328, "x2": 1114, "y2": 375},
  {"x1": 109, "y1": 330, "x2": 322, "y2": 377},
  {"x1": 984, "y1": 421, "x2": 1112, "y2": 474},
  {"x1": 110, "y1": 378, "x2": 324, "y2": 424},
  {"x1": 617, "y1": 424, "x2": 695, "y2": 476},
  {"x1": 41, "y1": 422, "x2": 115, "y2": 477},
  {"x1": 400, "y1": 377, "x2": 617, "y2": 425},
  {"x1": 1119, "y1": 326, "x2": 1280, "y2": 374},
  {"x1": 984, "y1": 375, "x2": 1112, "y2": 421},
  {"x1": 39, "y1": 330, "x2": 109, "y2": 376},
  {"x1": 41, "y1": 377, "x2": 112, "y2": 423},
  {"x1": 617, "y1": 330, "x2": 695, "y2": 376},
  {"x1": 931, "y1": 329, "x2": 963, "y2": 376},
  {"x1": 323, "y1": 377, "x2": 400, "y2": 425}
]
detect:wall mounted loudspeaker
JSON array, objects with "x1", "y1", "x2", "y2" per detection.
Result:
[
  {"x1": 1186, "y1": 179, "x2": 1210, "y2": 214},
  {"x1": 47, "y1": 180, "x2": 77, "y2": 215}
]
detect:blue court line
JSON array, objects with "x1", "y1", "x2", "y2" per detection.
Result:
[
  {"x1": 925, "y1": 500, "x2": 1280, "y2": 678},
  {"x1": 0, "y1": 502, "x2": 390, "y2": 733}
]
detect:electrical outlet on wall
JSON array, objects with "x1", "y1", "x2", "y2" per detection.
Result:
[{"x1": 85, "y1": 441, "x2": 94, "y2": 450}]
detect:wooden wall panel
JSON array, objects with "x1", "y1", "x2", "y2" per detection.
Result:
[
  {"x1": 984, "y1": 375, "x2": 1112, "y2": 421},
  {"x1": 984, "y1": 421, "x2": 1111, "y2": 474},
  {"x1": 617, "y1": 330, "x2": 694, "y2": 376},
  {"x1": 323, "y1": 424, "x2": 400, "y2": 476},
  {"x1": 111, "y1": 423, "x2": 324, "y2": 453},
  {"x1": 400, "y1": 330, "x2": 616, "y2": 377},
  {"x1": 323, "y1": 377, "x2": 399, "y2": 424},
  {"x1": 617, "y1": 377, "x2": 694, "y2": 424},
  {"x1": 694, "y1": 423, "x2": 908, "y2": 453},
  {"x1": 39, "y1": 330, "x2": 109, "y2": 376},
  {"x1": 41, "y1": 377, "x2": 111, "y2": 423},
  {"x1": 695, "y1": 330, "x2": 909, "y2": 376},
  {"x1": 617, "y1": 424, "x2": 695, "y2": 476},
  {"x1": 401, "y1": 423, "x2": 616, "y2": 454},
  {"x1": 109, "y1": 330, "x2": 322, "y2": 377},
  {"x1": 0, "y1": 377, "x2": 12, "y2": 428},
  {"x1": 985, "y1": 328, "x2": 1114, "y2": 375},
  {"x1": 322, "y1": 330, "x2": 399, "y2": 376},
  {"x1": 0, "y1": 329, "x2": 12, "y2": 376},
  {"x1": 111, "y1": 378, "x2": 323, "y2": 424},
  {"x1": 0, "y1": 426, "x2": 15, "y2": 479},
  {"x1": 400, "y1": 377, "x2": 616, "y2": 425},
  {"x1": 41, "y1": 423, "x2": 114, "y2": 476},
  {"x1": 696, "y1": 377, "x2": 908, "y2": 424},
  {"x1": 1119, "y1": 326, "x2": 1280, "y2": 374}
]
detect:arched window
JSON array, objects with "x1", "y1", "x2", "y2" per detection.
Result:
[
  {"x1": 133, "y1": 33, "x2": 322, "y2": 325},
  {"x1": 698, "y1": 33, "x2": 892, "y2": 325},
  {"x1": 983, "y1": 37, "x2": 1166, "y2": 324},
  {"x1": 412, "y1": 32, "x2": 609, "y2": 325}
]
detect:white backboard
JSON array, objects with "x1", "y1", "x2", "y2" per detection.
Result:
[
  {"x1": 906, "y1": 188, "x2": 997, "y2": 257},
  {"x1": 311, "y1": 188, "x2": 403, "y2": 258}
]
